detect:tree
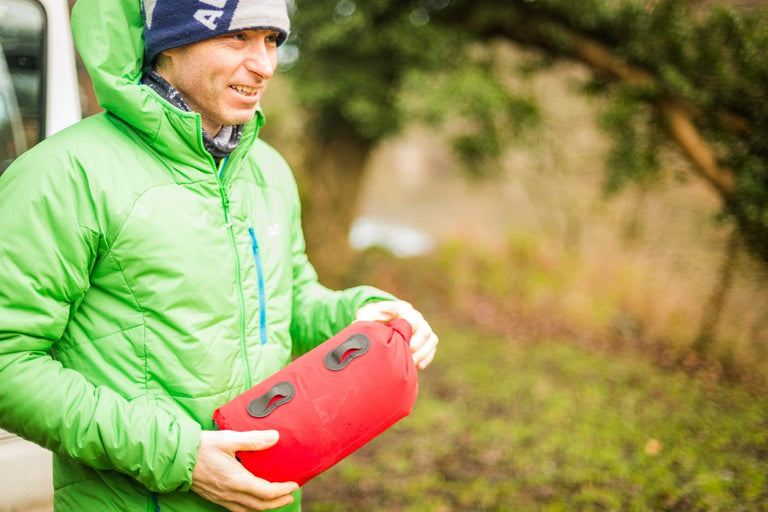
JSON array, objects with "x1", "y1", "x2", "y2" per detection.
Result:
[
  {"x1": 431, "y1": 0, "x2": 768, "y2": 263},
  {"x1": 286, "y1": 0, "x2": 768, "y2": 272},
  {"x1": 283, "y1": 0, "x2": 536, "y2": 279}
]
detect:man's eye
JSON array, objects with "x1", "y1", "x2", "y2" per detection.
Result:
[{"x1": 266, "y1": 32, "x2": 280, "y2": 44}]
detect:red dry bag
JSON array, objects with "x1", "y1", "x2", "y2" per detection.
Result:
[{"x1": 212, "y1": 319, "x2": 418, "y2": 486}]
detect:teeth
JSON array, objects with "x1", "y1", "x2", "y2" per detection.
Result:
[{"x1": 231, "y1": 85, "x2": 257, "y2": 95}]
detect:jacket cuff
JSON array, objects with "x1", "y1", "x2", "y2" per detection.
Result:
[{"x1": 162, "y1": 418, "x2": 202, "y2": 493}]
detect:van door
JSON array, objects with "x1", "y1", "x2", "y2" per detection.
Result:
[
  {"x1": 0, "y1": 0, "x2": 42, "y2": 173},
  {"x1": 0, "y1": 42, "x2": 27, "y2": 170}
]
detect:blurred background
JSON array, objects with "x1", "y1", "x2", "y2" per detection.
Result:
[{"x1": 29, "y1": 0, "x2": 768, "y2": 510}]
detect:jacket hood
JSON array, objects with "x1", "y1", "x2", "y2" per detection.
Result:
[{"x1": 70, "y1": 0, "x2": 263, "y2": 166}]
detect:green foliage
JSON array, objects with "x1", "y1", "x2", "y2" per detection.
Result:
[
  {"x1": 288, "y1": 0, "x2": 537, "y2": 166},
  {"x1": 288, "y1": 0, "x2": 459, "y2": 141},
  {"x1": 433, "y1": 0, "x2": 768, "y2": 262},
  {"x1": 398, "y1": 54, "x2": 540, "y2": 176},
  {"x1": 598, "y1": 92, "x2": 664, "y2": 195},
  {"x1": 289, "y1": 0, "x2": 768, "y2": 265}
]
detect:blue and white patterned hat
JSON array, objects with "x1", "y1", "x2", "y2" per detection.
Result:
[{"x1": 142, "y1": 0, "x2": 290, "y2": 64}]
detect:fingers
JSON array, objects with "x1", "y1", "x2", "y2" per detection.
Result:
[
  {"x1": 355, "y1": 300, "x2": 439, "y2": 369},
  {"x1": 355, "y1": 300, "x2": 417, "y2": 323},
  {"x1": 216, "y1": 477, "x2": 298, "y2": 512},
  {"x1": 354, "y1": 300, "x2": 401, "y2": 322},
  {"x1": 411, "y1": 329, "x2": 439, "y2": 370},
  {"x1": 224, "y1": 429, "x2": 281, "y2": 453},
  {"x1": 192, "y1": 430, "x2": 299, "y2": 511},
  {"x1": 405, "y1": 308, "x2": 438, "y2": 369},
  {"x1": 218, "y1": 460, "x2": 298, "y2": 502},
  {"x1": 214, "y1": 482, "x2": 297, "y2": 512}
]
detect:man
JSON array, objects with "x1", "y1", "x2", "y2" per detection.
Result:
[{"x1": 0, "y1": 0, "x2": 438, "y2": 511}]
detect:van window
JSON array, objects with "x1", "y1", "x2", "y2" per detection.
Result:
[{"x1": 0, "y1": 0, "x2": 44, "y2": 172}]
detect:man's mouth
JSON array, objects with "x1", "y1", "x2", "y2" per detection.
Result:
[{"x1": 230, "y1": 85, "x2": 259, "y2": 96}]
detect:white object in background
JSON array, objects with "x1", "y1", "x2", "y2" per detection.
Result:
[
  {"x1": 42, "y1": 0, "x2": 81, "y2": 136},
  {"x1": 349, "y1": 216, "x2": 435, "y2": 258}
]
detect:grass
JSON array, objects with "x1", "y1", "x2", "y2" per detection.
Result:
[{"x1": 302, "y1": 326, "x2": 768, "y2": 511}]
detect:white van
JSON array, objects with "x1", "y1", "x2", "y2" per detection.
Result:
[{"x1": 0, "y1": 0, "x2": 80, "y2": 509}]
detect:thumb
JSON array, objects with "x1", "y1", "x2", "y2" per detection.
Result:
[{"x1": 226, "y1": 429, "x2": 280, "y2": 452}]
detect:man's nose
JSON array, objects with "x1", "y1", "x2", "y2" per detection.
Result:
[{"x1": 244, "y1": 41, "x2": 276, "y2": 79}]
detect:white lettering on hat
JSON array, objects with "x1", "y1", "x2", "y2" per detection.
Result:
[
  {"x1": 194, "y1": 0, "x2": 228, "y2": 30},
  {"x1": 143, "y1": 0, "x2": 158, "y2": 29},
  {"x1": 194, "y1": 9, "x2": 224, "y2": 30}
]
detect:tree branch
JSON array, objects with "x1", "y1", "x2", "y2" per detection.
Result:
[
  {"x1": 569, "y1": 34, "x2": 654, "y2": 84},
  {"x1": 474, "y1": 17, "x2": 738, "y2": 200},
  {"x1": 659, "y1": 99, "x2": 735, "y2": 196},
  {"x1": 565, "y1": 35, "x2": 737, "y2": 198}
]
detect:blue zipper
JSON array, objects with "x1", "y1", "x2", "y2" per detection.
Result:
[
  {"x1": 218, "y1": 155, "x2": 229, "y2": 179},
  {"x1": 248, "y1": 227, "x2": 268, "y2": 346}
]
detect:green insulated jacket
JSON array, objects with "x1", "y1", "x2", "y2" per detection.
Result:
[{"x1": 0, "y1": 0, "x2": 393, "y2": 510}]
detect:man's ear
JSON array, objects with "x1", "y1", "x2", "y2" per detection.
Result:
[{"x1": 153, "y1": 51, "x2": 172, "y2": 74}]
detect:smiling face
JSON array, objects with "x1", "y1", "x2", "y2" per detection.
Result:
[{"x1": 154, "y1": 29, "x2": 280, "y2": 136}]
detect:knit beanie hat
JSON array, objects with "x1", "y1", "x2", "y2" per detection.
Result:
[{"x1": 142, "y1": 0, "x2": 290, "y2": 64}]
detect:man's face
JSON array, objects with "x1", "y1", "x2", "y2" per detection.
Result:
[{"x1": 156, "y1": 29, "x2": 280, "y2": 136}]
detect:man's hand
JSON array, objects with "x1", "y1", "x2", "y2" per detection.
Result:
[
  {"x1": 191, "y1": 430, "x2": 299, "y2": 512},
  {"x1": 355, "y1": 300, "x2": 439, "y2": 369}
]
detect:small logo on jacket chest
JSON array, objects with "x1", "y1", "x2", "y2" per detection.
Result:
[{"x1": 267, "y1": 224, "x2": 282, "y2": 237}]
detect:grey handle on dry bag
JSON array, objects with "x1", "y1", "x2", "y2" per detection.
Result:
[
  {"x1": 323, "y1": 333, "x2": 371, "y2": 371},
  {"x1": 247, "y1": 381, "x2": 295, "y2": 418}
]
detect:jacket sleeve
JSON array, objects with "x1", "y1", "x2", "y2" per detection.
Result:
[
  {"x1": 282, "y1": 173, "x2": 396, "y2": 357},
  {"x1": 0, "y1": 150, "x2": 201, "y2": 493}
]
